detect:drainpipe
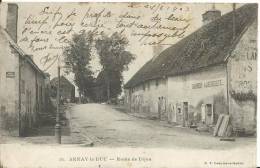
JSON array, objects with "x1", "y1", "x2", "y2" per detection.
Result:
[
  {"x1": 18, "y1": 56, "x2": 21, "y2": 136},
  {"x1": 226, "y1": 63, "x2": 230, "y2": 115},
  {"x1": 35, "y1": 68, "x2": 38, "y2": 129},
  {"x1": 226, "y1": 3, "x2": 236, "y2": 115}
]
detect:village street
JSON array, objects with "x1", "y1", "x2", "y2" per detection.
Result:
[
  {"x1": 67, "y1": 103, "x2": 256, "y2": 150},
  {"x1": 0, "y1": 103, "x2": 256, "y2": 151},
  {"x1": 0, "y1": 103, "x2": 257, "y2": 168}
]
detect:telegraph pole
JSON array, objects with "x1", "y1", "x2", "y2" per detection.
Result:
[{"x1": 55, "y1": 60, "x2": 61, "y2": 144}]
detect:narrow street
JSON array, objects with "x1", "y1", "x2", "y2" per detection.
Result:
[
  {"x1": 0, "y1": 103, "x2": 257, "y2": 168},
  {"x1": 68, "y1": 103, "x2": 256, "y2": 149}
]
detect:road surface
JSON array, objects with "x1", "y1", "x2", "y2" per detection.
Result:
[{"x1": 68, "y1": 103, "x2": 256, "y2": 149}]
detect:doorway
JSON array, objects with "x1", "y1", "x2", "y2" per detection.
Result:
[
  {"x1": 183, "y1": 102, "x2": 188, "y2": 126},
  {"x1": 205, "y1": 104, "x2": 213, "y2": 125}
]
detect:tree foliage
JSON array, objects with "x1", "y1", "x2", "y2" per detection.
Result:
[
  {"x1": 63, "y1": 31, "x2": 135, "y2": 102},
  {"x1": 95, "y1": 32, "x2": 135, "y2": 101},
  {"x1": 63, "y1": 32, "x2": 94, "y2": 98},
  {"x1": 92, "y1": 70, "x2": 123, "y2": 102}
]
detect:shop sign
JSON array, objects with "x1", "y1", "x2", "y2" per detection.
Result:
[{"x1": 6, "y1": 72, "x2": 15, "y2": 78}]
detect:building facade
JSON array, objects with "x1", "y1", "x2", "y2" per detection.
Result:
[
  {"x1": 124, "y1": 4, "x2": 257, "y2": 134},
  {"x1": 0, "y1": 3, "x2": 47, "y2": 136},
  {"x1": 50, "y1": 76, "x2": 75, "y2": 103}
]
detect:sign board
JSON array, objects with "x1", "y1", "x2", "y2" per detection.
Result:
[
  {"x1": 6, "y1": 72, "x2": 15, "y2": 78},
  {"x1": 192, "y1": 79, "x2": 223, "y2": 89}
]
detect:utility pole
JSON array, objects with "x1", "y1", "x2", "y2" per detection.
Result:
[{"x1": 55, "y1": 61, "x2": 61, "y2": 144}]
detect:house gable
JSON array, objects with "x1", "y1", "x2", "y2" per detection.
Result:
[{"x1": 227, "y1": 18, "x2": 257, "y2": 132}]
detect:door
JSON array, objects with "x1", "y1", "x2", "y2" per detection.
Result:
[
  {"x1": 201, "y1": 104, "x2": 206, "y2": 123},
  {"x1": 167, "y1": 103, "x2": 175, "y2": 123},
  {"x1": 205, "y1": 104, "x2": 213, "y2": 125},
  {"x1": 176, "y1": 107, "x2": 182, "y2": 125},
  {"x1": 183, "y1": 102, "x2": 188, "y2": 126}
]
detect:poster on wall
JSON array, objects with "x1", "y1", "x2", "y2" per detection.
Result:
[{"x1": 0, "y1": 0, "x2": 258, "y2": 167}]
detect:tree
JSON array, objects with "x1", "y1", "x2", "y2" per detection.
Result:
[
  {"x1": 92, "y1": 70, "x2": 122, "y2": 102},
  {"x1": 95, "y1": 32, "x2": 135, "y2": 102},
  {"x1": 63, "y1": 31, "x2": 94, "y2": 103}
]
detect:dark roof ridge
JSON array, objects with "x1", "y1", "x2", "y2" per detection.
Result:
[
  {"x1": 51, "y1": 76, "x2": 74, "y2": 86},
  {"x1": 124, "y1": 4, "x2": 257, "y2": 88},
  {"x1": 224, "y1": 12, "x2": 257, "y2": 62},
  {"x1": 152, "y1": 4, "x2": 257, "y2": 64}
]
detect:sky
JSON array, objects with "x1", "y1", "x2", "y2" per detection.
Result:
[{"x1": 15, "y1": 2, "x2": 243, "y2": 94}]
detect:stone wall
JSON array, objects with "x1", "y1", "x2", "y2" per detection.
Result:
[
  {"x1": 20, "y1": 58, "x2": 46, "y2": 136},
  {"x1": 127, "y1": 78, "x2": 168, "y2": 119},
  {"x1": 126, "y1": 64, "x2": 228, "y2": 125},
  {"x1": 0, "y1": 29, "x2": 19, "y2": 136},
  {"x1": 228, "y1": 19, "x2": 257, "y2": 133},
  {"x1": 167, "y1": 64, "x2": 228, "y2": 126},
  {"x1": 0, "y1": 28, "x2": 46, "y2": 136}
]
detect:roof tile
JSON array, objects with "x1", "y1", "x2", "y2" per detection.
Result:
[{"x1": 125, "y1": 4, "x2": 257, "y2": 88}]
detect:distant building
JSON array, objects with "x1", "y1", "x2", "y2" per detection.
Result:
[
  {"x1": 124, "y1": 4, "x2": 257, "y2": 134},
  {"x1": 0, "y1": 3, "x2": 48, "y2": 136},
  {"x1": 50, "y1": 76, "x2": 75, "y2": 103}
]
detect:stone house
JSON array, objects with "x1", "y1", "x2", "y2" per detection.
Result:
[
  {"x1": 0, "y1": 3, "x2": 47, "y2": 136},
  {"x1": 124, "y1": 4, "x2": 257, "y2": 134},
  {"x1": 50, "y1": 76, "x2": 75, "y2": 103}
]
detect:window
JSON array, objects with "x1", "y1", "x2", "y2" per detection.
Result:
[
  {"x1": 183, "y1": 102, "x2": 189, "y2": 121},
  {"x1": 206, "y1": 104, "x2": 213, "y2": 116}
]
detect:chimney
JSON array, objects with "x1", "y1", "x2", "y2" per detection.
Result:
[
  {"x1": 152, "y1": 45, "x2": 163, "y2": 61},
  {"x1": 0, "y1": 3, "x2": 8, "y2": 29},
  {"x1": 6, "y1": 3, "x2": 18, "y2": 42},
  {"x1": 232, "y1": 3, "x2": 236, "y2": 40},
  {"x1": 202, "y1": 4, "x2": 221, "y2": 25},
  {"x1": 0, "y1": 3, "x2": 18, "y2": 42}
]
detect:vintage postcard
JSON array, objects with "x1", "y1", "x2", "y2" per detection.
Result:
[{"x1": 0, "y1": 1, "x2": 258, "y2": 168}]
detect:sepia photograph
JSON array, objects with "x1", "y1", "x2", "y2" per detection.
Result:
[{"x1": 0, "y1": 1, "x2": 258, "y2": 167}]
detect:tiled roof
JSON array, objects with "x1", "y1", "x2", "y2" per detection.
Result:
[
  {"x1": 125, "y1": 4, "x2": 257, "y2": 88},
  {"x1": 51, "y1": 76, "x2": 75, "y2": 88}
]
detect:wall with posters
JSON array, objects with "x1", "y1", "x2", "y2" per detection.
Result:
[{"x1": 228, "y1": 20, "x2": 257, "y2": 133}]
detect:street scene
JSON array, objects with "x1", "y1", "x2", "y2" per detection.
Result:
[
  {"x1": 0, "y1": 2, "x2": 258, "y2": 168},
  {"x1": 60, "y1": 103, "x2": 256, "y2": 149},
  {"x1": 0, "y1": 103, "x2": 256, "y2": 149}
]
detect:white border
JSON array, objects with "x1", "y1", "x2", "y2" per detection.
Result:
[{"x1": 0, "y1": 0, "x2": 259, "y2": 167}]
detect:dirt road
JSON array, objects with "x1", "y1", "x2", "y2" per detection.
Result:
[{"x1": 69, "y1": 103, "x2": 256, "y2": 149}]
